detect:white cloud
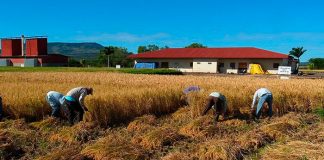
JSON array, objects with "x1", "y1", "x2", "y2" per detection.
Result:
[
  {"x1": 74, "y1": 32, "x2": 170, "y2": 43},
  {"x1": 222, "y1": 32, "x2": 324, "y2": 42}
]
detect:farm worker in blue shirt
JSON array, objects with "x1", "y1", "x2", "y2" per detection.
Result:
[
  {"x1": 0, "y1": 96, "x2": 3, "y2": 121},
  {"x1": 61, "y1": 87, "x2": 93, "y2": 125},
  {"x1": 201, "y1": 92, "x2": 227, "y2": 123},
  {"x1": 46, "y1": 91, "x2": 65, "y2": 117},
  {"x1": 251, "y1": 88, "x2": 273, "y2": 119},
  {"x1": 182, "y1": 86, "x2": 201, "y2": 106}
]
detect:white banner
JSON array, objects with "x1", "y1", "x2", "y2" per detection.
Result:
[{"x1": 278, "y1": 66, "x2": 291, "y2": 75}]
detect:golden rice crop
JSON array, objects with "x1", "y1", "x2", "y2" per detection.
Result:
[{"x1": 0, "y1": 72, "x2": 323, "y2": 127}]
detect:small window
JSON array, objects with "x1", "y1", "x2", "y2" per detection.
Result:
[
  {"x1": 197, "y1": 62, "x2": 201, "y2": 64},
  {"x1": 219, "y1": 63, "x2": 224, "y2": 67},
  {"x1": 190, "y1": 62, "x2": 193, "y2": 67},
  {"x1": 208, "y1": 62, "x2": 212, "y2": 64},
  {"x1": 273, "y1": 63, "x2": 280, "y2": 69},
  {"x1": 161, "y1": 62, "x2": 169, "y2": 68},
  {"x1": 230, "y1": 63, "x2": 236, "y2": 69}
]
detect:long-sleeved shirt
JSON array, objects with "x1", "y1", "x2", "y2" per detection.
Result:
[
  {"x1": 210, "y1": 92, "x2": 227, "y2": 113},
  {"x1": 66, "y1": 87, "x2": 88, "y2": 110},
  {"x1": 251, "y1": 88, "x2": 272, "y2": 109},
  {"x1": 47, "y1": 91, "x2": 65, "y2": 105},
  {"x1": 202, "y1": 92, "x2": 227, "y2": 115}
]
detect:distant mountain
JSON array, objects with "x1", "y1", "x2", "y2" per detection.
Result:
[{"x1": 48, "y1": 42, "x2": 104, "y2": 60}]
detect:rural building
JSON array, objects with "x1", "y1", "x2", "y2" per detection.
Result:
[
  {"x1": 129, "y1": 47, "x2": 292, "y2": 74},
  {"x1": 0, "y1": 36, "x2": 68, "y2": 67}
]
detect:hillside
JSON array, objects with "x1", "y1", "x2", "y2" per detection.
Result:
[{"x1": 48, "y1": 42, "x2": 104, "y2": 60}]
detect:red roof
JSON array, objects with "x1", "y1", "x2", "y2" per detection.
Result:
[{"x1": 128, "y1": 47, "x2": 288, "y2": 59}]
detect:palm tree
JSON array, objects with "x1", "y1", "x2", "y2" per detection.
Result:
[{"x1": 289, "y1": 47, "x2": 307, "y2": 73}]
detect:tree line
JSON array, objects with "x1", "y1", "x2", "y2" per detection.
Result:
[{"x1": 70, "y1": 43, "x2": 207, "y2": 67}]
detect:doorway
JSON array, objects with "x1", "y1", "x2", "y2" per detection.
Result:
[{"x1": 238, "y1": 62, "x2": 248, "y2": 73}]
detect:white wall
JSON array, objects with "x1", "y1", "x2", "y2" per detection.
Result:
[
  {"x1": 135, "y1": 58, "x2": 288, "y2": 74},
  {"x1": 193, "y1": 59, "x2": 217, "y2": 73},
  {"x1": 218, "y1": 59, "x2": 287, "y2": 74}
]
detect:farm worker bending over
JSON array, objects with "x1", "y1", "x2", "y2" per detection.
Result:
[
  {"x1": 201, "y1": 92, "x2": 227, "y2": 123},
  {"x1": 182, "y1": 86, "x2": 201, "y2": 106},
  {"x1": 46, "y1": 91, "x2": 65, "y2": 117},
  {"x1": 0, "y1": 96, "x2": 3, "y2": 121},
  {"x1": 251, "y1": 88, "x2": 273, "y2": 119},
  {"x1": 62, "y1": 87, "x2": 93, "y2": 125}
]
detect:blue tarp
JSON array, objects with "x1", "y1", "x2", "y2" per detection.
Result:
[{"x1": 135, "y1": 63, "x2": 156, "y2": 69}]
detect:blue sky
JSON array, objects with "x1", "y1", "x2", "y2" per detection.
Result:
[{"x1": 0, "y1": 0, "x2": 324, "y2": 61}]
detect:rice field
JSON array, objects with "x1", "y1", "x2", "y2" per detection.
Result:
[{"x1": 0, "y1": 71, "x2": 323, "y2": 159}]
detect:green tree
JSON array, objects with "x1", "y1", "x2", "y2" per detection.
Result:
[
  {"x1": 185, "y1": 43, "x2": 207, "y2": 48},
  {"x1": 309, "y1": 58, "x2": 324, "y2": 69},
  {"x1": 289, "y1": 47, "x2": 307, "y2": 73},
  {"x1": 99, "y1": 46, "x2": 115, "y2": 67},
  {"x1": 137, "y1": 44, "x2": 162, "y2": 53},
  {"x1": 68, "y1": 58, "x2": 82, "y2": 67},
  {"x1": 160, "y1": 45, "x2": 170, "y2": 49},
  {"x1": 138, "y1": 46, "x2": 147, "y2": 53},
  {"x1": 98, "y1": 46, "x2": 133, "y2": 67}
]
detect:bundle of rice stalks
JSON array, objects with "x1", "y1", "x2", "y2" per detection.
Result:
[
  {"x1": 170, "y1": 107, "x2": 192, "y2": 125},
  {"x1": 136, "y1": 126, "x2": 183, "y2": 150},
  {"x1": 0, "y1": 120, "x2": 37, "y2": 159},
  {"x1": 295, "y1": 122, "x2": 324, "y2": 143},
  {"x1": 81, "y1": 134, "x2": 147, "y2": 160},
  {"x1": 237, "y1": 130, "x2": 273, "y2": 155},
  {"x1": 29, "y1": 117, "x2": 63, "y2": 132},
  {"x1": 259, "y1": 113, "x2": 302, "y2": 140},
  {"x1": 261, "y1": 141, "x2": 324, "y2": 160},
  {"x1": 220, "y1": 119, "x2": 251, "y2": 133},
  {"x1": 49, "y1": 122, "x2": 103, "y2": 144},
  {"x1": 35, "y1": 147, "x2": 86, "y2": 160},
  {"x1": 187, "y1": 92, "x2": 208, "y2": 118},
  {"x1": 179, "y1": 116, "x2": 215, "y2": 138},
  {"x1": 127, "y1": 114, "x2": 157, "y2": 134},
  {"x1": 197, "y1": 139, "x2": 240, "y2": 160},
  {"x1": 0, "y1": 119, "x2": 30, "y2": 130},
  {"x1": 161, "y1": 151, "x2": 192, "y2": 160}
]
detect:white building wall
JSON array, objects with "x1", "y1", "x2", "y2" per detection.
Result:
[
  {"x1": 135, "y1": 58, "x2": 288, "y2": 74},
  {"x1": 218, "y1": 59, "x2": 287, "y2": 74},
  {"x1": 193, "y1": 59, "x2": 217, "y2": 73}
]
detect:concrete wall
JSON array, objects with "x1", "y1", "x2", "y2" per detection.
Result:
[
  {"x1": 193, "y1": 59, "x2": 217, "y2": 73},
  {"x1": 136, "y1": 59, "x2": 193, "y2": 72},
  {"x1": 218, "y1": 59, "x2": 287, "y2": 74}
]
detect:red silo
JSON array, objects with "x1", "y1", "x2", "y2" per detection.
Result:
[
  {"x1": 1, "y1": 39, "x2": 22, "y2": 57},
  {"x1": 26, "y1": 38, "x2": 48, "y2": 56}
]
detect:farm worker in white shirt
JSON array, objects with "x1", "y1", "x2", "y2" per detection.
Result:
[
  {"x1": 201, "y1": 92, "x2": 227, "y2": 123},
  {"x1": 45, "y1": 91, "x2": 65, "y2": 117},
  {"x1": 251, "y1": 88, "x2": 273, "y2": 119}
]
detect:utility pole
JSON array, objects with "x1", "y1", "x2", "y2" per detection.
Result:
[
  {"x1": 107, "y1": 55, "x2": 110, "y2": 68},
  {"x1": 21, "y1": 35, "x2": 25, "y2": 56}
]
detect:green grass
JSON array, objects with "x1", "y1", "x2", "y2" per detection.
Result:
[
  {"x1": 0, "y1": 67, "x2": 182, "y2": 75},
  {"x1": 300, "y1": 69, "x2": 324, "y2": 73},
  {"x1": 313, "y1": 108, "x2": 324, "y2": 119},
  {"x1": 119, "y1": 68, "x2": 182, "y2": 75}
]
